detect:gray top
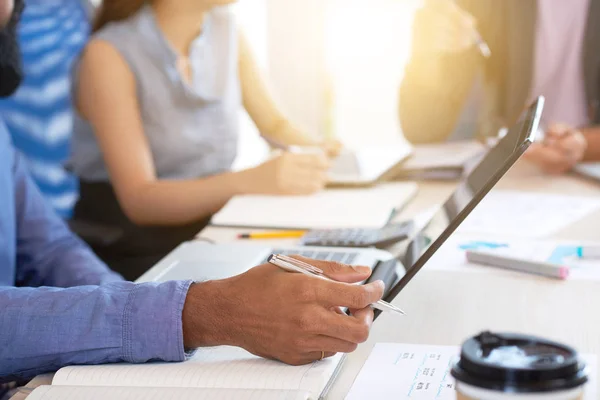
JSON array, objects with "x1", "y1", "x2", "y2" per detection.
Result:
[{"x1": 72, "y1": 5, "x2": 241, "y2": 181}]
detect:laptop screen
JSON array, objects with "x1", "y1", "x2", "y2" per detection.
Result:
[{"x1": 381, "y1": 97, "x2": 544, "y2": 307}]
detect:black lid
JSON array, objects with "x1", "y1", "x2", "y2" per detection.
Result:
[{"x1": 451, "y1": 331, "x2": 588, "y2": 393}]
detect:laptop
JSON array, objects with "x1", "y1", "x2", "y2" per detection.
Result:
[
  {"x1": 327, "y1": 143, "x2": 413, "y2": 186},
  {"x1": 138, "y1": 98, "x2": 543, "y2": 304}
]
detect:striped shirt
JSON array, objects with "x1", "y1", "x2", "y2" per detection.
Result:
[{"x1": 0, "y1": 0, "x2": 92, "y2": 218}]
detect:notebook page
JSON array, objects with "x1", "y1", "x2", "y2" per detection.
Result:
[
  {"x1": 27, "y1": 386, "x2": 311, "y2": 400},
  {"x1": 210, "y1": 183, "x2": 418, "y2": 229},
  {"x1": 53, "y1": 346, "x2": 343, "y2": 396}
]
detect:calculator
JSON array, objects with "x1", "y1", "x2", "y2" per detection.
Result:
[{"x1": 299, "y1": 221, "x2": 414, "y2": 249}]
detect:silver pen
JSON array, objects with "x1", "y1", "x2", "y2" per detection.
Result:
[{"x1": 268, "y1": 254, "x2": 405, "y2": 315}]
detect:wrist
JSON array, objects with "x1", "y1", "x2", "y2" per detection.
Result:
[
  {"x1": 182, "y1": 280, "x2": 236, "y2": 349},
  {"x1": 231, "y1": 168, "x2": 261, "y2": 195}
]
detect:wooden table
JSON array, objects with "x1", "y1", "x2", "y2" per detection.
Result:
[{"x1": 12, "y1": 160, "x2": 600, "y2": 399}]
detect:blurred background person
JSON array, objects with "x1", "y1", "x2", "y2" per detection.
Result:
[
  {"x1": 71, "y1": 0, "x2": 340, "y2": 280},
  {"x1": 0, "y1": 0, "x2": 94, "y2": 218},
  {"x1": 399, "y1": 0, "x2": 600, "y2": 175}
]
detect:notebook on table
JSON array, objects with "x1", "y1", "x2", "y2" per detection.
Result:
[
  {"x1": 211, "y1": 182, "x2": 418, "y2": 230},
  {"x1": 27, "y1": 347, "x2": 344, "y2": 400}
]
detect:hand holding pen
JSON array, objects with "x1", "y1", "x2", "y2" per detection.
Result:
[
  {"x1": 414, "y1": 0, "x2": 491, "y2": 58},
  {"x1": 269, "y1": 254, "x2": 405, "y2": 315}
]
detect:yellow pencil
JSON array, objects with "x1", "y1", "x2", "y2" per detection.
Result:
[{"x1": 238, "y1": 231, "x2": 307, "y2": 239}]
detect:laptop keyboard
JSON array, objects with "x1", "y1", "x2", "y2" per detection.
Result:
[{"x1": 265, "y1": 249, "x2": 359, "y2": 265}]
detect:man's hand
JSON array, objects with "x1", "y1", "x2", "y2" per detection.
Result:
[
  {"x1": 182, "y1": 258, "x2": 384, "y2": 365},
  {"x1": 524, "y1": 123, "x2": 587, "y2": 174}
]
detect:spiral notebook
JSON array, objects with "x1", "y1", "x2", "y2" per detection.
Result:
[{"x1": 27, "y1": 347, "x2": 345, "y2": 400}]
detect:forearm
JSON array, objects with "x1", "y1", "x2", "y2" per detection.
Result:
[
  {"x1": 118, "y1": 171, "x2": 251, "y2": 226},
  {"x1": 582, "y1": 126, "x2": 600, "y2": 161},
  {"x1": 238, "y1": 31, "x2": 317, "y2": 147},
  {"x1": 0, "y1": 280, "x2": 191, "y2": 382}
]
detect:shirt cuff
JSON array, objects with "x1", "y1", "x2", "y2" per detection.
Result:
[{"x1": 122, "y1": 280, "x2": 193, "y2": 363}]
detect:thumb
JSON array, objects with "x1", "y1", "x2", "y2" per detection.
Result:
[{"x1": 290, "y1": 256, "x2": 372, "y2": 283}]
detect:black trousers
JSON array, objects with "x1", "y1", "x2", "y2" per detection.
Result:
[{"x1": 74, "y1": 181, "x2": 209, "y2": 281}]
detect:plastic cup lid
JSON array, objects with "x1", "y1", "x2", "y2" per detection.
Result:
[{"x1": 451, "y1": 331, "x2": 588, "y2": 393}]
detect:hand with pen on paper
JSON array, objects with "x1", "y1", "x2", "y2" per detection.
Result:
[
  {"x1": 524, "y1": 123, "x2": 587, "y2": 174},
  {"x1": 240, "y1": 151, "x2": 331, "y2": 195}
]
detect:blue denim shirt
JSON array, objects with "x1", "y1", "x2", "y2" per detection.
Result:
[{"x1": 0, "y1": 119, "x2": 192, "y2": 382}]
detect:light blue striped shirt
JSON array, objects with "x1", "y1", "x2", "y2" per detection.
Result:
[{"x1": 0, "y1": 0, "x2": 92, "y2": 218}]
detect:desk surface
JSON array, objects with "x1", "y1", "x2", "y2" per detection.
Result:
[
  {"x1": 201, "y1": 160, "x2": 600, "y2": 399},
  {"x1": 13, "y1": 161, "x2": 600, "y2": 400}
]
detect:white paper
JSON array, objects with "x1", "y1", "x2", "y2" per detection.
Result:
[
  {"x1": 346, "y1": 344, "x2": 457, "y2": 400},
  {"x1": 459, "y1": 191, "x2": 600, "y2": 238},
  {"x1": 423, "y1": 233, "x2": 600, "y2": 281},
  {"x1": 211, "y1": 182, "x2": 418, "y2": 229},
  {"x1": 346, "y1": 344, "x2": 598, "y2": 400},
  {"x1": 27, "y1": 386, "x2": 311, "y2": 400}
]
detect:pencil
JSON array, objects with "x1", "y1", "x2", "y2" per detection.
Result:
[{"x1": 238, "y1": 231, "x2": 307, "y2": 240}]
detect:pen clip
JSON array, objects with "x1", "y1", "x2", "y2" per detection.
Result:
[{"x1": 274, "y1": 254, "x2": 325, "y2": 274}]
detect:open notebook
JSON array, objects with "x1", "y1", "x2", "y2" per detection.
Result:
[{"x1": 27, "y1": 347, "x2": 345, "y2": 400}]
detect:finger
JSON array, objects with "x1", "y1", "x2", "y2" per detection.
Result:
[
  {"x1": 278, "y1": 351, "x2": 337, "y2": 366},
  {"x1": 316, "y1": 308, "x2": 374, "y2": 344},
  {"x1": 316, "y1": 280, "x2": 385, "y2": 309},
  {"x1": 322, "y1": 140, "x2": 343, "y2": 158},
  {"x1": 305, "y1": 335, "x2": 360, "y2": 354},
  {"x1": 307, "y1": 351, "x2": 337, "y2": 363},
  {"x1": 556, "y1": 137, "x2": 583, "y2": 158},
  {"x1": 350, "y1": 306, "x2": 375, "y2": 330},
  {"x1": 293, "y1": 169, "x2": 328, "y2": 185},
  {"x1": 332, "y1": 306, "x2": 345, "y2": 315},
  {"x1": 295, "y1": 153, "x2": 330, "y2": 170},
  {"x1": 525, "y1": 145, "x2": 573, "y2": 174},
  {"x1": 547, "y1": 123, "x2": 570, "y2": 137},
  {"x1": 290, "y1": 256, "x2": 373, "y2": 283}
]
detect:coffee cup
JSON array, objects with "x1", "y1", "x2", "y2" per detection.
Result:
[{"x1": 451, "y1": 331, "x2": 589, "y2": 399}]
